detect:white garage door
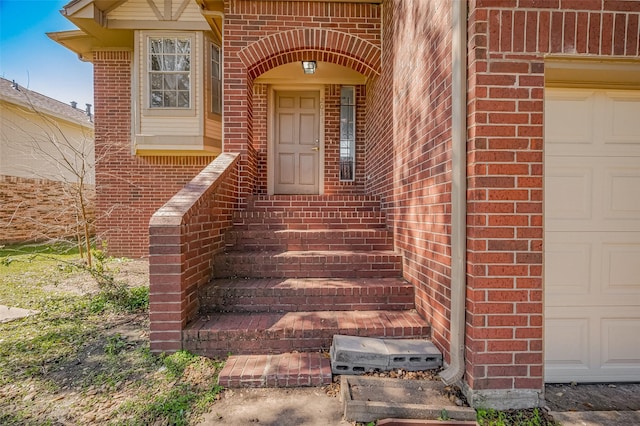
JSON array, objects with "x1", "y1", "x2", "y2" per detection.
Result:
[{"x1": 544, "y1": 88, "x2": 640, "y2": 383}]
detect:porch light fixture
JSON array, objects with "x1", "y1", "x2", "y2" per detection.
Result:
[{"x1": 302, "y1": 61, "x2": 317, "y2": 74}]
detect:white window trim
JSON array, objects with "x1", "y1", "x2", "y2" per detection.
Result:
[{"x1": 141, "y1": 31, "x2": 197, "y2": 117}]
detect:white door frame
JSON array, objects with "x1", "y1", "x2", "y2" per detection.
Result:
[{"x1": 268, "y1": 85, "x2": 325, "y2": 195}]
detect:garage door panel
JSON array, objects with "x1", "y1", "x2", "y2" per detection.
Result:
[
  {"x1": 544, "y1": 316, "x2": 591, "y2": 373},
  {"x1": 601, "y1": 317, "x2": 640, "y2": 368},
  {"x1": 546, "y1": 158, "x2": 640, "y2": 232},
  {"x1": 604, "y1": 168, "x2": 640, "y2": 221},
  {"x1": 545, "y1": 165, "x2": 592, "y2": 222},
  {"x1": 547, "y1": 90, "x2": 640, "y2": 157},
  {"x1": 603, "y1": 91, "x2": 640, "y2": 145},
  {"x1": 545, "y1": 90, "x2": 595, "y2": 147},
  {"x1": 545, "y1": 88, "x2": 640, "y2": 383},
  {"x1": 602, "y1": 243, "x2": 640, "y2": 292},
  {"x1": 545, "y1": 308, "x2": 640, "y2": 382},
  {"x1": 545, "y1": 240, "x2": 592, "y2": 296},
  {"x1": 546, "y1": 232, "x2": 640, "y2": 306}
]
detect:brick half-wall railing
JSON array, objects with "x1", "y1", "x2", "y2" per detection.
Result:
[{"x1": 148, "y1": 153, "x2": 239, "y2": 353}]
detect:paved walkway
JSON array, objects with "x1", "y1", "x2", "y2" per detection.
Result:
[
  {"x1": 198, "y1": 387, "x2": 349, "y2": 426},
  {"x1": 0, "y1": 305, "x2": 37, "y2": 323},
  {"x1": 550, "y1": 410, "x2": 640, "y2": 425}
]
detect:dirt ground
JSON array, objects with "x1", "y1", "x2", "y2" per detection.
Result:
[
  {"x1": 4, "y1": 256, "x2": 639, "y2": 425},
  {"x1": 0, "y1": 256, "x2": 223, "y2": 425},
  {"x1": 545, "y1": 382, "x2": 640, "y2": 411}
]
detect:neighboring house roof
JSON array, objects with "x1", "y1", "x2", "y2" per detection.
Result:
[{"x1": 0, "y1": 77, "x2": 93, "y2": 129}]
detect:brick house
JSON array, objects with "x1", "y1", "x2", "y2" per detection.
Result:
[
  {"x1": 52, "y1": 0, "x2": 640, "y2": 409},
  {"x1": 0, "y1": 77, "x2": 95, "y2": 244}
]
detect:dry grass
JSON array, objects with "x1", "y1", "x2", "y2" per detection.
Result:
[{"x1": 0, "y1": 243, "x2": 224, "y2": 425}]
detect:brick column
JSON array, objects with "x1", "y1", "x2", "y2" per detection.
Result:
[{"x1": 464, "y1": 4, "x2": 545, "y2": 409}]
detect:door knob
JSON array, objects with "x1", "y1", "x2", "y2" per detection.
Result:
[{"x1": 311, "y1": 146, "x2": 319, "y2": 151}]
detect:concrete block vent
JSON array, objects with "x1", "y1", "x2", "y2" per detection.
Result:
[{"x1": 330, "y1": 335, "x2": 442, "y2": 375}]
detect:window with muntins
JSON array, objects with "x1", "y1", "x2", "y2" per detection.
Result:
[
  {"x1": 211, "y1": 43, "x2": 221, "y2": 115},
  {"x1": 340, "y1": 86, "x2": 356, "y2": 181},
  {"x1": 149, "y1": 37, "x2": 191, "y2": 108}
]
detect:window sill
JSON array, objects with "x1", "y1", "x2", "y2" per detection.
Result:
[{"x1": 134, "y1": 135, "x2": 221, "y2": 156}]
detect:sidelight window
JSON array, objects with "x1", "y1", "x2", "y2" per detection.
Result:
[
  {"x1": 210, "y1": 43, "x2": 221, "y2": 115},
  {"x1": 340, "y1": 86, "x2": 356, "y2": 181}
]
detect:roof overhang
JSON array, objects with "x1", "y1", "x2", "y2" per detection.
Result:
[
  {"x1": 48, "y1": 1, "x2": 134, "y2": 62},
  {"x1": 49, "y1": 0, "x2": 223, "y2": 62},
  {"x1": 50, "y1": 0, "x2": 382, "y2": 61},
  {"x1": 195, "y1": 0, "x2": 224, "y2": 40}
]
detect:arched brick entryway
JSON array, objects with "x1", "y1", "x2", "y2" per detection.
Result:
[
  {"x1": 225, "y1": 26, "x2": 381, "y2": 200},
  {"x1": 238, "y1": 28, "x2": 381, "y2": 79}
]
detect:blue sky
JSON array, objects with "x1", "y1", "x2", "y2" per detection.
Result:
[{"x1": 0, "y1": 0, "x2": 94, "y2": 107}]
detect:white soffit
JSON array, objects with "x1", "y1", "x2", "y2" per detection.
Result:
[{"x1": 255, "y1": 62, "x2": 367, "y2": 85}]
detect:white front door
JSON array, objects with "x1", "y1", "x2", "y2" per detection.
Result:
[
  {"x1": 544, "y1": 88, "x2": 640, "y2": 382},
  {"x1": 274, "y1": 90, "x2": 320, "y2": 194}
]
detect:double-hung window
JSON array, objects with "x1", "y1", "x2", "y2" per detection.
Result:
[{"x1": 149, "y1": 36, "x2": 191, "y2": 108}]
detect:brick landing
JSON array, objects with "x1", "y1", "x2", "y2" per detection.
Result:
[{"x1": 218, "y1": 352, "x2": 332, "y2": 387}]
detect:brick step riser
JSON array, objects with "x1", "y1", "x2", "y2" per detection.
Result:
[
  {"x1": 214, "y1": 254, "x2": 403, "y2": 278},
  {"x1": 218, "y1": 353, "x2": 332, "y2": 388},
  {"x1": 234, "y1": 211, "x2": 385, "y2": 218},
  {"x1": 246, "y1": 198, "x2": 382, "y2": 212},
  {"x1": 226, "y1": 229, "x2": 393, "y2": 240},
  {"x1": 225, "y1": 232, "x2": 395, "y2": 252},
  {"x1": 213, "y1": 267, "x2": 402, "y2": 279},
  {"x1": 213, "y1": 256, "x2": 403, "y2": 279},
  {"x1": 233, "y1": 215, "x2": 387, "y2": 226},
  {"x1": 184, "y1": 328, "x2": 430, "y2": 357},
  {"x1": 231, "y1": 222, "x2": 388, "y2": 231},
  {"x1": 199, "y1": 293, "x2": 415, "y2": 313},
  {"x1": 227, "y1": 242, "x2": 395, "y2": 252},
  {"x1": 246, "y1": 208, "x2": 382, "y2": 215}
]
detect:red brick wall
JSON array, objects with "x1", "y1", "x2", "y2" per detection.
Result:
[
  {"x1": 0, "y1": 175, "x2": 95, "y2": 244},
  {"x1": 366, "y1": 0, "x2": 455, "y2": 364},
  {"x1": 465, "y1": 0, "x2": 640, "y2": 392},
  {"x1": 93, "y1": 51, "x2": 215, "y2": 257},
  {"x1": 223, "y1": 0, "x2": 381, "y2": 199},
  {"x1": 365, "y1": 2, "x2": 394, "y2": 206}
]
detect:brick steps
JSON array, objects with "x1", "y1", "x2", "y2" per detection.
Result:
[
  {"x1": 183, "y1": 310, "x2": 430, "y2": 357},
  {"x1": 247, "y1": 194, "x2": 382, "y2": 212},
  {"x1": 199, "y1": 277, "x2": 415, "y2": 313},
  {"x1": 218, "y1": 352, "x2": 332, "y2": 387},
  {"x1": 188, "y1": 194, "x2": 430, "y2": 388},
  {"x1": 225, "y1": 228, "x2": 394, "y2": 251},
  {"x1": 232, "y1": 210, "x2": 387, "y2": 230},
  {"x1": 213, "y1": 250, "x2": 403, "y2": 279}
]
